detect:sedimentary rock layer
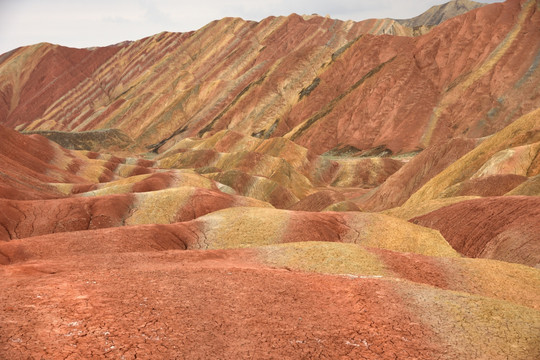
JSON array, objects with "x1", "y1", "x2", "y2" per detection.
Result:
[
  {"x1": 1, "y1": 0, "x2": 538, "y2": 156},
  {"x1": 411, "y1": 196, "x2": 540, "y2": 267},
  {"x1": 1, "y1": 2, "x2": 540, "y2": 359}
]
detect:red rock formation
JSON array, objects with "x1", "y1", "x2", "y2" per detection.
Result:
[
  {"x1": 289, "y1": 190, "x2": 347, "y2": 211},
  {"x1": 1, "y1": 241, "x2": 538, "y2": 359},
  {"x1": 360, "y1": 138, "x2": 477, "y2": 211},
  {"x1": 1, "y1": 2, "x2": 540, "y2": 359},
  {"x1": 411, "y1": 196, "x2": 540, "y2": 267},
  {"x1": 0, "y1": 44, "x2": 123, "y2": 129},
  {"x1": 1, "y1": 0, "x2": 538, "y2": 156},
  {"x1": 0, "y1": 252, "x2": 448, "y2": 359}
]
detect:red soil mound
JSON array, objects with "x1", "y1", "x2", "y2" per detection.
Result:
[
  {"x1": 0, "y1": 195, "x2": 133, "y2": 241},
  {"x1": 0, "y1": 187, "x2": 272, "y2": 241},
  {"x1": 1, "y1": 248, "x2": 538, "y2": 359},
  {"x1": 289, "y1": 190, "x2": 346, "y2": 211},
  {"x1": 0, "y1": 252, "x2": 444, "y2": 359},
  {"x1": 411, "y1": 196, "x2": 540, "y2": 267}
]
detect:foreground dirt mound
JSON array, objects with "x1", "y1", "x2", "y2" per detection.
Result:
[
  {"x1": 1, "y1": 246, "x2": 538, "y2": 359},
  {"x1": 0, "y1": 207, "x2": 458, "y2": 263},
  {"x1": 0, "y1": 188, "x2": 270, "y2": 241}
]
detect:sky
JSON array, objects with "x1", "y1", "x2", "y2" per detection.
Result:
[{"x1": 0, "y1": 0, "x2": 504, "y2": 55}]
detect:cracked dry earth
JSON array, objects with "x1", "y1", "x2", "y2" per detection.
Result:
[
  {"x1": 1, "y1": 248, "x2": 539, "y2": 360},
  {"x1": 1, "y1": 253, "x2": 437, "y2": 359}
]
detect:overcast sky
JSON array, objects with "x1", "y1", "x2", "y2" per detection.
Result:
[{"x1": 0, "y1": 0, "x2": 504, "y2": 55}]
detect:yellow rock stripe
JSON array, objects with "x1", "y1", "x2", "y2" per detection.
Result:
[
  {"x1": 257, "y1": 242, "x2": 387, "y2": 276},
  {"x1": 125, "y1": 187, "x2": 194, "y2": 225},
  {"x1": 421, "y1": 0, "x2": 536, "y2": 147}
]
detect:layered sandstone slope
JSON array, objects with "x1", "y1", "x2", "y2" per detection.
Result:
[
  {"x1": 22, "y1": 129, "x2": 134, "y2": 151},
  {"x1": 1, "y1": 2, "x2": 540, "y2": 359},
  {"x1": 398, "y1": 107, "x2": 540, "y2": 213},
  {"x1": 411, "y1": 196, "x2": 540, "y2": 267},
  {"x1": 0, "y1": 123, "x2": 179, "y2": 200},
  {"x1": 0, "y1": 43, "x2": 123, "y2": 129},
  {"x1": 0, "y1": 123, "x2": 112, "y2": 200},
  {"x1": 0, "y1": 16, "x2": 388, "y2": 146},
  {"x1": 0, "y1": 118, "x2": 401, "y2": 238},
  {"x1": 360, "y1": 106, "x2": 538, "y2": 212},
  {"x1": 0, "y1": 125, "x2": 274, "y2": 241},
  {"x1": 1, "y1": 0, "x2": 538, "y2": 156},
  {"x1": 335, "y1": 104, "x2": 538, "y2": 213},
  {"x1": 154, "y1": 129, "x2": 405, "y2": 208},
  {"x1": 282, "y1": 0, "x2": 540, "y2": 154},
  {"x1": 359, "y1": 138, "x2": 478, "y2": 211},
  {"x1": 372, "y1": 107, "x2": 540, "y2": 266}
]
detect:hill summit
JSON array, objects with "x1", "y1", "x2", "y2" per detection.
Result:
[{"x1": 396, "y1": 0, "x2": 486, "y2": 27}]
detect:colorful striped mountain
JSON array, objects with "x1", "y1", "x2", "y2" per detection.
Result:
[{"x1": 1, "y1": 0, "x2": 539, "y2": 358}]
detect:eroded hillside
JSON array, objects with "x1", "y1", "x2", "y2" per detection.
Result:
[{"x1": 1, "y1": 0, "x2": 539, "y2": 359}]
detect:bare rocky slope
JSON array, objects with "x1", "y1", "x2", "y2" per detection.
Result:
[
  {"x1": 1, "y1": 1, "x2": 539, "y2": 359},
  {"x1": 396, "y1": 0, "x2": 486, "y2": 27},
  {"x1": 1, "y1": 0, "x2": 539, "y2": 156}
]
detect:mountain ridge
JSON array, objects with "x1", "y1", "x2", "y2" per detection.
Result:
[
  {"x1": 396, "y1": 0, "x2": 487, "y2": 27},
  {"x1": 1, "y1": 0, "x2": 537, "y2": 157},
  {"x1": 0, "y1": 0, "x2": 485, "y2": 57}
]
